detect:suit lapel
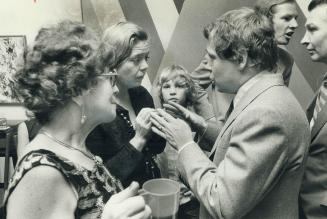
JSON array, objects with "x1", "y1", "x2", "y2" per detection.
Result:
[
  {"x1": 309, "y1": 72, "x2": 327, "y2": 141},
  {"x1": 311, "y1": 102, "x2": 327, "y2": 141},
  {"x1": 306, "y1": 87, "x2": 327, "y2": 141},
  {"x1": 209, "y1": 73, "x2": 285, "y2": 158},
  {"x1": 306, "y1": 91, "x2": 318, "y2": 122}
]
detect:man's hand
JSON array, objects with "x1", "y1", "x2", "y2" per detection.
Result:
[
  {"x1": 150, "y1": 109, "x2": 193, "y2": 150},
  {"x1": 163, "y1": 101, "x2": 208, "y2": 134}
]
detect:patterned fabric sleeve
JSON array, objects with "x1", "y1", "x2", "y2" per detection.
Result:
[{"x1": 2, "y1": 149, "x2": 123, "y2": 219}]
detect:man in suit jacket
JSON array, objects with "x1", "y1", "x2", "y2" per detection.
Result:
[
  {"x1": 299, "y1": 1, "x2": 327, "y2": 218},
  {"x1": 189, "y1": 0, "x2": 299, "y2": 152},
  {"x1": 150, "y1": 7, "x2": 310, "y2": 219}
]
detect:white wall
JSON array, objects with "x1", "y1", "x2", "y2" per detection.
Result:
[
  {"x1": 296, "y1": 0, "x2": 310, "y2": 17},
  {"x1": 0, "y1": 0, "x2": 82, "y2": 44},
  {"x1": 0, "y1": 0, "x2": 82, "y2": 124}
]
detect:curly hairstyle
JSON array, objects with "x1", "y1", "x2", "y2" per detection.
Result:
[
  {"x1": 15, "y1": 21, "x2": 116, "y2": 125},
  {"x1": 102, "y1": 21, "x2": 149, "y2": 68},
  {"x1": 157, "y1": 64, "x2": 197, "y2": 107},
  {"x1": 203, "y1": 7, "x2": 278, "y2": 71}
]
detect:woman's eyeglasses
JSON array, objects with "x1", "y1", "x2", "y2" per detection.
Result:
[{"x1": 99, "y1": 69, "x2": 118, "y2": 87}]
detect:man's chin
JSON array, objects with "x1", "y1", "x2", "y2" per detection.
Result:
[
  {"x1": 311, "y1": 55, "x2": 327, "y2": 63},
  {"x1": 216, "y1": 87, "x2": 229, "y2": 93},
  {"x1": 216, "y1": 84, "x2": 236, "y2": 94}
]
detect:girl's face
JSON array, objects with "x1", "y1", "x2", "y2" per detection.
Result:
[
  {"x1": 272, "y1": 2, "x2": 298, "y2": 45},
  {"x1": 161, "y1": 77, "x2": 188, "y2": 106},
  {"x1": 86, "y1": 74, "x2": 118, "y2": 123},
  {"x1": 116, "y1": 40, "x2": 150, "y2": 89}
]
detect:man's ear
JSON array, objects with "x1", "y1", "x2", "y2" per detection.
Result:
[{"x1": 238, "y1": 49, "x2": 248, "y2": 70}]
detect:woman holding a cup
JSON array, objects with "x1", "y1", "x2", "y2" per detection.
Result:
[{"x1": 2, "y1": 21, "x2": 151, "y2": 219}]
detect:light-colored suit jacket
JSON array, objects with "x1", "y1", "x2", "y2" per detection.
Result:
[
  {"x1": 177, "y1": 73, "x2": 310, "y2": 219},
  {"x1": 299, "y1": 88, "x2": 327, "y2": 219}
]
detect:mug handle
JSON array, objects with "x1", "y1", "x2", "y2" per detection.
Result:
[{"x1": 138, "y1": 189, "x2": 148, "y2": 195}]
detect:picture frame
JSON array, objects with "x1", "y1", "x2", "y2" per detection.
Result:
[{"x1": 0, "y1": 35, "x2": 26, "y2": 105}]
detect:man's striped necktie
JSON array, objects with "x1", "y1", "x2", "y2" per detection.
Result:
[{"x1": 310, "y1": 74, "x2": 327, "y2": 130}]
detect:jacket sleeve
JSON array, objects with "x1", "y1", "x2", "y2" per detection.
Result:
[
  {"x1": 105, "y1": 143, "x2": 144, "y2": 181},
  {"x1": 86, "y1": 124, "x2": 144, "y2": 181},
  {"x1": 197, "y1": 116, "x2": 223, "y2": 152},
  {"x1": 192, "y1": 82, "x2": 216, "y2": 121},
  {"x1": 177, "y1": 108, "x2": 289, "y2": 219}
]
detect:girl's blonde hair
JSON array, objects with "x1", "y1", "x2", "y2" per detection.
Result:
[{"x1": 157, "y1": 64, "x2": 197, "y2": 107}]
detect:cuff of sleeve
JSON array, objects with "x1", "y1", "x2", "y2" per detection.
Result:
[
  {"x1": 178, "y1": 141, "x2": 196, "y2": 154},
  {"x1": 127, "y1": 143, "x2": 144, "y2": 158}
]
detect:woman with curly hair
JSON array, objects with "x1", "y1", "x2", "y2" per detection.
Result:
[
  {"x1": 86, "y1": 22, "x2": 165, "y2": 187},
  {"x1": 2, "y1": 21, "x2": 151, "y2": 219}
]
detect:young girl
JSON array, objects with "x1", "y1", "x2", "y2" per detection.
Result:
[
  {"x1": 156, "y1": 64, "x2": 199, "y2": 219},
  {"x1": 158, "y1": 65, "x2": 197, "y2": 109}
]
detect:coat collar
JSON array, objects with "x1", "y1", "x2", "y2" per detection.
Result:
[
  {"x1": 306, "y1": 74, "x2": 327, "y2": 141},
  {"x1": 209, "y1": 73, "x2": 285, "y2": 157},
  {"x1": 311, "y1": 107, "x2": 327, "y2": 141},
  {"x1": 309, "y1": 93, "x2": 327, "y2": 141},
  {"x1": 306, "y1": 92, "x2": 318, "y2": 122}
]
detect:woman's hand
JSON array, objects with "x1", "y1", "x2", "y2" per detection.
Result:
[
  {"x1": 163, "y1": 101, "x2": 208, "y2": 134},
  {"x1": 150, "y1": 109, "x2": 193, "y2": 151},
  {"x1": 102, "y1": 182, "x2": 151, "y2": 219},
  {"x1": 130, "y1": 108, "x2": 154, "y2": 151}
]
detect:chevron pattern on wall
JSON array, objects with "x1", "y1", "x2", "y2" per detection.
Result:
[{"x1": 82, "y1": 0, "x2": 325, "y2": 109}]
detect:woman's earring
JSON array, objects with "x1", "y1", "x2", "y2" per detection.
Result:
[{"x1": 81, "y1": 104, "x2": 87, "y2": 124}]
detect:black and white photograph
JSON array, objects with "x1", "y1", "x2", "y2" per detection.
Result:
[{"x1": 0, "y1": 0, "x2": 327, "y2": 218}]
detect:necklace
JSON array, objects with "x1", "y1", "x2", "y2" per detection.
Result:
[
  {"x1": 40, "y1": 129, "x2": 102, "y2": 165},
  {"x1": 40, "y1": 129, "x2": 124, "y2": 218},
  {"x1": 119, "y1": 112, "x2": 134, "y2": 129}
]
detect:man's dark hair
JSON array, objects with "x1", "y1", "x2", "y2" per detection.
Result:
[
  {"x1": 308, "y1": 0, "x2": 327, "y2": 11},
  {"x1": 203, "y1": 7, "x2": 278, "y2": 71}
]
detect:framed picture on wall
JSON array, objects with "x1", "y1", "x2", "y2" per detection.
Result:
[{"x1": 0, "y1": 35, "x2": 26, "y2": 104}]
